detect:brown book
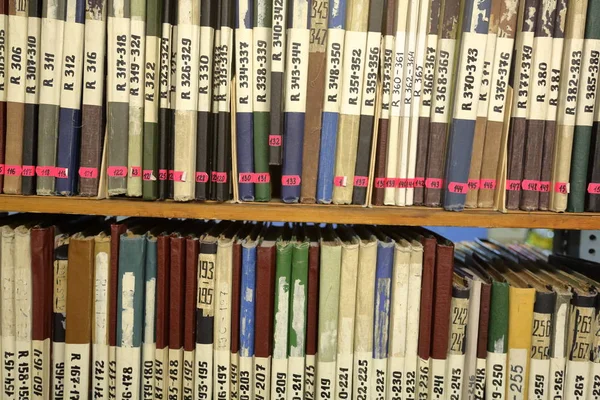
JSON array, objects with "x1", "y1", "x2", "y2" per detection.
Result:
[
  {"x1": 154, "y1": 232, "x2": 171, "y2": 400},
  {"x1": 168, "y1": 234, "x2": 186, "y2": 397},
  {"x1": 0, "y1": 0, "x2": 6, "y2": 193},
  {"x1": 183, "y1": 235, "x2": 198, "y2": 398},
  {"x1": 109, "y1": 221, "x2": 127, "y2": 398},
  {"x1": 477, "y1": 283, "x2": 492, "y2": 360},
  {"x1": 305, "y1": 226, "x2": 320, "y2": 398},
  {"x1": 31, "y1": 225, "x2": 54, "y2": 400}
]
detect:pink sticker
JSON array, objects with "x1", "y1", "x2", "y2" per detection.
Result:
[
  {"x1": 281, "y1": 175, "x2": 301, "y2": 186},
  {"x1": 4, "y1": 165, "x2": 21, "y2": 176},
  {"x1": 506, "y1": 180, "x2": 521, "y2": 191},
  {"x1": 374, "y1": 178, "x2": 385, "y2": 189},
  {"x1": 538, "y1": 181, "x2": 550, "y2": 193},
  {"x1": 21, "y1": 166, "x2": 35, "y2": 177},
  {"x1": 268, "y1": 135, "x2": 282, "y2": 147},
  {"x1": 171, "y1": 171, "x2": 186, "y2": 182},
  {"x1": 79, "y1": 167, "x2": 98, "y2": 179},
  {"x1": 196, "y1": 172, "x2": 209, "y2": 183},
  {"x1": 384, "y1": 178, "x2": 397, "y2": 188},
  {"x1": 0, "y1": 164, "x2": 4, "y2": 175},
  {"x1": 448, "y1": 182, "x2": 468, "y2": 193},
  {"x1": 521, "y1": 179, "x2": 540, "y2": 192},
  {"x1": 397, "y1": 179, "x2": 409, "y2": 189},
  {"x1": 239, "y1": 172, "x2": 254, "y2": 183},
  {"x1": 406, "y1": 179, "x2": 416, "y2": 189},
  {"x1": 168, "y1": 170, "x2": 175, "y2": 181},
  {"x1": 588, "y1": 183, "x2": 600, "y2": 194},
  {"x1": 107, "y1": 166, "x2": 127, "y2": 177},
  {"x1": 354, "y1": 176, "x2": 368, "y2": 187},
  {"x1": 554, "y1": 182, "x2": 569, "y2": 194},
  {"x1": 413, "y1": 177, "x2": 425, "y2": 188},
  {"x1": 467, "y1": 179, "x2": 480, "y2": 190},
  {"x1": 142, "y1": 170, "x2": 156, "y2": 181},
  {"x1": 479, "y1": 179, "x2": 497, "y2": 190},
  {"x1": 158, "y1": 169, "x2": 168, "y2": 181},
  {"x1": 425, "y1": 178, "x2": 443, "y2": 189},
  {"x1": 130, "y1": 166, "x2": 142, "y2": 178},
  {"x1": 54, "y1": 168, "x2": 69, "y2": 179},
  {"x1": 254, "y1": 172, "x2": 270, "y2": 183},
  {"x1": 36, "y1": 166, "x2": 55, "y2": 177},
  {"x1": 211, "y1": 171, "x2": 227, "y2": 183},
  {"x1": 334, "y1": 176, "x2": 347, "y2": 187}
]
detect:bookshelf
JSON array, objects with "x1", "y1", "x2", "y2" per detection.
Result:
[{"x1": 0, "y1": 194, "x2": 598, "y2": 229}]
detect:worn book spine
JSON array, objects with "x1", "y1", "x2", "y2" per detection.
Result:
[
  {"x1": 268, "y1": 0, "x2": 286, "y2": 165},
  {"x1": 3, "y1": 0, "x2": 28, "y2": 194},
  {"x1": 254, "y1": 241, "x2": 276, "y2": 400},
  {"x1": 142, "y1": 236, "x2": 157, "y2": 400},
  {"x1": 167, "y1": 7, "x2": 176, "y2": 199},
  {"x1": 316, "y1": 0, "x2": 346, "y2": 204},
  {"x1": 473, "y1": 282, "x2": 492, "y2": 400},
  {"x1": 168, "y1": 236, "x2": 185, "y2": 400},
  {"x1": 64, "y1": 235, "x2": 95, "y2": 400},
  {"x1": 423, "y1": 0, "x2": 460, "y2": 207},
  {"x1": 316, "y1": 238, "x2": 342, "y2": 399},
  {"x1": 507, "y1": 287, "x2": 535, "y2": 400},
  {"x1": 351, "y1": 0, "x2": 384, "y2": 205},
  {"x1": 371, "y1": 0, "x2": 395, "y2": 206},
  {"x1": 280, "y1": 0, "x2": 310, "y2": 203},
  {"x1": 14, "y1": 227, "x2": 32, "y2": 400},
  {"x1": 464, "y1": 0, "x2": 500, "y2": 208},
  {"x1": 79, "y1": 0, "x2": 107, "y2": 196},
  {"x1": 564, "y1": 296, "x2": 594, "y2": 400},
  {"x1": 109, "y1": 222, "x2": 127, "y2": 398},
  {"x1": 445, "y1": 284, "x2": 470, "y2": 400},
  {"x1": 442, "y1": 0, "x2": 492, "y2": 210},
  {"x1": 231, "y1": 238, "x2": 241, "y2": 400},
  {"x1": 140, "y1": 0, "x2": 161, "y2": 199},
  {"x1": 527, "y1": 292, "x2": 556, "y2": 400},
  {"x1": 300, "y1": 0, "x2": 327, "y2": 203},
  {"x1": 21, "y1": 0, "x2": 41, "y2": 195},
  {"x1": 195, "y1": 238, "x2": 217, "y2": 400},
  {"x1": 126, "y1": 0, "x2": 146, "y2": 197},
  {"x1": 116, "y1": 234, "x2": 147, "y2": 400},
  {"x1": 331, "y1": 0, "x2": 369, "y2": 205},
  {"x1": 154, "y1": 233, "x2": 170, "y2": 400},
  {"x1": 352, "y1": 235, "x2": 376, "y2": 400},
  {"x1": 235, "y1": 0, "x2": 255, "y2": 201},
  {"x1": 0, "y1": 0, "x2": 6, "y2": 192},
  {"x1": 107, "y1": 0, "x2": 131, "y2": 195},
  {"x1": 239, "y1": 239, "x2": 257, "y2": 400},
  {"x1": 334, "y1": 236, "x2": 358, "y2": 399},
  {"x1": 214, "y1": 236, "x2": 234, "y2": 399},
  {"x1": 549, "y1": 0, "x2": 589, "y2": 211},
  {"x1": 172, "y1": 0, "x2": 199, "y2": 201},
  {"x1": 157, "y1": 0, "x2": 173, "y2": 199},
  {"x1": 209, "y1": 0, "x2": 221, "y2": 200},
  {"x1": 287, "y1": 240, "x2": 309, "y2": 399},
  {"x1": 183, "y1": 236, "x2": 198, "y2": 400},
  {"x1": 568, "y1": 0, "x2": 600, "y2": 212},
  {"x1": 251, "y1": 0, "x2": 271, "y2": 201},
  {"x1": 505, "y1": 0, "x2": 539, "y2": 209},
  {"x1": 194, "y1": 0, "x2": 214, "y2": 200},
  {"x1": 1, "y1": 225, "x2": 17, "y2": 400},
  {"x1": 305, "y1": 239, "x2": 319, "y2": 400},
  {"x1": 403, "y1": 242, "x2": 423, "y2": 398},
  {"x1": 519, "y1": 0, "x2": 558, "y2": 209},
  {"x1": 270, "y1": 239, "x2": 292, "y2": 398},
  {"x1": 55, "y1": 0, "x2": 84, "y2": 195},
  {"x1": 587, "y1": 304, "x2": 600, "y2": 400},
  {"x1": 587, "y1": 83, "x2": 600, "y2": 210},
  {"x1": 548, "y1": 294, "x2": 569, "y2": 400},
  {"x1": 539, "y1": 0, "x2": 567, "y2": 210},
  {"x1": 31, "y1": 226, "x2": 54, "y2": 400},
  {"x1": 477, "y1": 0, "x2": 519, "y2": 207},
  {"x1": 92, "y1": 233, "x2": 111, "y2": 400}
]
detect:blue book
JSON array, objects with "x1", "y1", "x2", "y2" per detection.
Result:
[
  {"x1": 442, "y1": 0, "x2": 492, "y2": 210},
  {"x1": 316, "y1": 0, "x2": 347, "y2": 203},
  {"x1": 236, "y1": 0, "x2": 256, "y2": 201},
  {"x1": 239, "y1": 234, "x2": 258, "y2": 399},
  {"x1": 55, "y1": 0, "x2": 85, "y2": 195}
]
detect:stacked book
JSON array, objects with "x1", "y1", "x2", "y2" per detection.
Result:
[
  {"x1": 2, "y1": 214, "x2": 600, "y2": 400},
  {"x1": 1, "y1": 0, "x2": 600, "y2": 211}
]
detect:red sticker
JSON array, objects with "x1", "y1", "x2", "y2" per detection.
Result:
[
  {"x1": 354, "y1": 176, "x2": 368, "y2": 187},
  {"x1": 413, "y1": 177, "x2": 425, "y2": 188},
  {"x1": 538, "y1": 181, "x2": 550, "y2": 193},
  {"x1": 21, "y1": 166, "x2": 35, "y2": 177},
  {"x1": 506, "y1": 180, "x2": 521, "y2": 191},
  {"x1": 384, "y1": 178, "x2": 397, "y2": 188},
  {"x1": 142, "y1": 170, "x2": 156, "y2": 181},
  {"x1": 0, "y1": 164, "x2": 4, "y2": 175},
  {"x1": 158, "y1": 169, "x2": 168, "y2": 181},
  {"x1": 107, "y1": 166, "x2": 127, "y2": 177},
  {"x1": 171, "y1": 171, "x2": 186, "y2": 182},
  {"x1": 268, "y1": 135, "x2": 282, "y2": 147},
  {"x1": 54, "y1": 168, "x2": 69, "y2": 179},
  {"x1": 196, "y1": 172, "x2": 209, "y2": 183},
  {"x1": 374, "y1": 178, "x2": 385, "y2": 189},
  {"x1": 554, "y1": 182, "x2": 569, "y2": 194},
  {"x1": 406, "y1": 179, "x2": 416, "y2": 189},
  {"x1": 253, "y1": 172, "x2": 270, "y2": 183},
  {"x1": 425, "y1": 178, "x2": 443, "y2": 189},
  {"x1": 211, "y1": 171, "x2": 227, "y2": 183},
  {"x1": 36, "y1": 166, "x2": 55, "y2": 177},
  {"x1": 448, "y1": 182, "x2": 468, "y2": 193},
  {"x1": 588, "y1": 183, "x2": 600, "y2": 194},
  {"x1": 239, "y1": 172, "x2": 253, "y2": 183},
  {"x1": 79, "y1": 167, "x2": 98, "y2": 179},
  {"x1": 4, "y1": 165, "x2": 21, "y2": 176},
  {"x1": 467, "y1": 179, "x2": 480, "y2": 190},
  {"x1": 397, "y1": 179, "x2": 409, "y2": 189},
  {"x1": 168, "y1": 170, "x2": 175, "y2": 181},
  {"x1": 130, "y1": 166, "x2": 142, "y2": 178},
  {"x1": 281, "y1": 175, "x2": 301, "y2": 186},
  {"x1": 521, "y1": 179, "x2": 540, "y2": 192},
  {"x1": 479, "y1": 179, "x2": 497, "y2": 190},
  {"x1": 334, "y1": 176, "x2": 347, "y2": 187}
]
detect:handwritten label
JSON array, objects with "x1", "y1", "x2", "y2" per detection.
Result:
[
  {"x1": 254, "y1": 357, "x2": 270, "y2": 400},
  {"x1": 108, "y1": 17, "x2": 130, "y2": 103},
  {"x1": 467, "y1": 179, "x2": 480, "y2": 190},
  {"x1": 575, "y1": 41, "x2": 600, "y2": 126},
  {"x1": 4, "y1": 165, "x2": 21, "y2": 176},
  {"x1": 340, "y1": 30, "x2": 367, "y2": 116},
  {"x1": 547, "y1": 38, "x2": 564, "y2": 122},
  {"x1": 529, "y1": 37, "x2": 553, "y2": 120},
  {"x1": 508, "y1": 349, "x2": 527, "y2": 400},
  {"x1": 79, "y1": 167, "x2": 98, "y2": 179},
  {"x1": 454, "y1": 32, "x2": 487, "y2": 120},
  {"x1": 488, "y1": 37, "x2": 514, "y2": 122},
  {"x1": 268, "y1": 135, "x2": 282, "y2": 147},
  {"x1": 253, "y1": 27, "x2": 270, "y2": 112},
  {"x1": 142, "y1": 170, "x2": 156, "y2": 181},
  {"x1": 431, "y1": 39, "x2": 455, "y2": 123},
  {"x1": 448, "y1": 182, "x2": 468, "y2": 194},
  {"x1": 195, "y1": 172, "x2": 209, "y2": 183},
  {"x1": 323, "y1": 28, "x2": 344, "y2": 113},
  {"x1": 129, "y1": 21, "x2": 145, "y2": 109},
  {"x1": 282, "y1": 175, "x2": 301, "y2": 186},
  {"x1": 361, "y1": 32, "x2": 380, "y2": 116},
  {"x1": 197, "y1": 25, "x2": 214, "y2": 112},
  {"x1": 129, "y1": 166, "x2": 141, "y2": 178},
  {"x1": 559, "y1": 40, "x2": 585, "y2": 125},
  {"x1": 425, "y1": 178, "x2": 443, "y2": 189},
  {"x1": 65, "y1": 344, "x2": 91, "y2": 400},
  {"x1": 354, "y1": 176, "x2": 368, "y2": 187},
  {"x1": 506, "y1": 180, "x2": 521, "y2": 191},
  {"x1": 21, "y1": 165, "x2": 34, "y2": 177},
  {"x1": 285, "y1": 28, "x2": 310, "y2": 113},
  {"x1": 555, "y1": 182, "x2": 569, "y2": 194},
  {"x1": 107, "y1": 166, "x2": 127, "y2": 177}
]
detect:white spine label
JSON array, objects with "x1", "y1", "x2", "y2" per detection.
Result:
[
  {"x1": 323, "y1": 28, "x2": 345, "y2": 113},
  {"x1": 429, "y1": 358, "x2": 446, "y2": 400},
  {"x1": 381, "y1": 34, "x2": 395, "y2": 119},
  {"x1": 305, "y1": 354, "x2": 316, "y2": 400},
  {"x1": 60, "y1": 21, "x2": 84, "y2": 109},
  {"x1": 0, "y1": 16, "x2": 8, "y2": 101},
  {"x1": 32, "y1": 338, "x2": 50, "y2": 400},
  {"x1": 154, "y1": 347, "x2": 168, "y2": 400},
  {"x1": 284, "y1": 28, "x2": 310, "y2": 113},
  {"x1": 65, "y1": 343, "x2": 91, "y2": 400},
  {"x1": 236, "y1": 28, "x2": 253, "y2": 113},
  {"x1": 391, "y1": 31, "x2": 406, "y2": 118},
  {"x1": 129, "y1": 20, "x2": 145, "y2": 108},
  {"x1": 353, "y1": 351, "x2": 371, "y2": 400},
  {"x1": 529, "y1": 36, "x2": 553, "y2": 120},
  {"x1": 287, "y1": 356, "x2": 304, "y2": 400},
  {"x1": 478, "y1": 32, "x2": 496, "y2": 118},
  {"x1": 194, "y1": 343, "x2": 212, "y2": 400},
  {"x1": 546, "y1": 38, "x2": 564, "y2": 122},
  {"x1": 558, "y1": 38, "x2": 585, "y2": 126},
  {"x1": 420, "y1": 35, "x2": 437, "y2": 117},
  {"x1": 340, "y1": 30, "x2": 367, "y2": 116},
  {"x1": 168, "y1": 347, "x2": 183, "y2": 400},
  {"x1": 513, "y1": 31, "x2": 535, "y2": 119},
  {"x1": 575, "y1": 39, "x2": 600, "y2": 126},
  {"x1": 253, "y1": 27, "x2": 271, "y2": 112},
  {"x1": 565, "y1": 360, "x2": 589, "y2": 400},
  {"x1": 197, "y1": 26, "x2": 214, "y2": 112},
  {"x1": 316, "y1": 360, "x2": 335, "y2": 400},
  {"x1": 335, "y1": 353, "x2": 353, "y2": 400},
  {"x1": 239, "y1": 355, "x2": 253, "y2": 400},
  {"x1": 453, "y1": 32, "x2": 488, "y2": 121},
  {"x1": 254, "y1": 356, "x2": 271, "y2": 400},
  {"x1": 271, "y1": 0, "x2": 286, "y2": 72},
  {"x1": 549, "y1": 357, "x2": 566, "y2": 400},
  {"x1": 83, "y1": 19, "x2": 106, "y2": 107},
  {"x1": 529, "y1": 358, "x2": 550, "y2": 400},
  {"x1": 143, "y1": 35, "x2": 159, "y2": 122},
  {"x1": 372, "y1": 357, "x2": 387, "y2": 400},
  {"x1": 487, "y1": 37, "x2": 514, "y2": 122},
  {"x1": 417, "y1": 357, "x2": 430, "y2": 400},
  {"x1": 182, "y1": 350, "x2": 194, "y2": 400},
  {"x1": 270, "y1": 357, "x2": 288, "y2": 400},
  {"x1": 361, "y1": 31, "x2": 381, "y2": 116},
  {"x1": 7, "y1": 15, "x2": 27, "y2": 103},
  {"x1": 92, "y1": 343, "x2": 109, "y2": 400},
  {"x1": 25, "y1": 16, "x2": 40, "y2": 104},
  {"x1": 175, "y1": 23, "x2": 199, "y2": 111},
  {"x1": 431, "y1": 38, "x2": 456, "y2": 123},
  {"x1": 116, "y1": 346, "x2": 141, "y2": 400},
  {"x1": 508, "y1": 349, "x2": 527, "y2": 400},
  {"x1": 446, "y1": 353, "x2": 465, "y2": 400},
  {"x1": 159, "y1": 23, "x2": 172, "y2": 109},
  {"x1": 108, "y1": 16, "x2": 130, "y2": 103},
  {"x1": 142, "y1": 342, "x2": 155, "y2": 400},
  {"x1": 52, "y1": 342, "x2": 65, "y2": 400}
]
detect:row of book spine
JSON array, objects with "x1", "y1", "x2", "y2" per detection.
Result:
[{"x1": 3, "y1": 215, "x2": 600, "y2": 400}]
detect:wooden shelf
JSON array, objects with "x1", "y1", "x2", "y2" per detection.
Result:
[{"x1": 0, "y1": 195, "x2": 598, "y2": 229}]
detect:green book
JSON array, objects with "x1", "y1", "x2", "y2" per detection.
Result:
[{"x1": 485, "y1": 280, "x2": 509, "y2": 397}]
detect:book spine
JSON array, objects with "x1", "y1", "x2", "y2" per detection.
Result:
[
  {"x1": 168, "y1": 16, "x2": 176, "y2": 199},
  {"x1": 21, "y1": 0, "x2": 40, "y2": 195},
  {"x1": 305, "y1": 243, "x2": 319, "y2": 400},
  {"x1": 141, "y1": 0, "x2": 161, "y2": 199},
  {"x1": 183, "y1": 237, "x2": 198, "y2": 400},
  {"x1": 316, "y1": 0, "x2": 346, "y2": 204},
  {"x1": 565, "y1": 300, "x2": 594, "y2": 400},
  {"x1": 548, "y1": 296, "x2": 569, "y2": 400},
  {"x1": 157, "y1": 0, "x2": 173, "y2": 199},
  {"x1": 194, "y1": 0, "x2": 215, "y2": 201},
  {"x1": 507, "y1": 288, "x2": 535, "y2": 400},
  {"x1": 55, "y1": 0, "x2": 84, "y2": 195},
  {"x1": 0, "y1": 0, "x2": 6, "y2": 192},
  {"x1": 169, "y1": 236, "x2": 185, "y2": 400},
  {"x1": 230, "y1": 240, "x2": 242, "y2": 400},
  {"x1": 154, "y1": 234, "x2": 170, "y2": 400},
  {"x1": 109, "y1": 223, "x2": 127, "y2": 398},
  {"x1": 142, "y1": 237, "x2": 157, "y2": 400},
  {"x1": 268, "y1": 0, "x2": 287, "y2": 165},
  {"x1": 251, "y1": 0, "x2": 272, "y2": 201},
  {"x1": 214, "y1": 238, "x2": 234, "y2": 400},
  {"x1": 472, "y1": 283, "x2": 491, "y2": 400},
  {"x1": 1, "y1": 226, "x2": 17, "y2": 400},
  {"x1": 445, "y1": 288, "x2": 470, "y2": 400},
  {"x1": 587, "y1": 306, "x2": 600, "y2": 400},
  {"x1": 126, "y1": 0, "x2": 147, "y2": 197},
  {"x1": 235, "y1": 0, "x2": 255, "y2": 201},
  {"x1": 107, "y1": 0, "x2": 131, "y2": 195},
  {"x1": 300, "y1": 0, "x2": 328, "y2": 204},
  {"x1": 93, "y1": 236, "x2": 111, "y2": 400},
  {"x1": 239, "y1": 243, "x2": 257, "y2": 400},
  {"x1": 79, "y1": 0, "x2": 107, "y2": 197},
  {"x1": 587, "y1": 76, "x2": 600, "y2": 211},
  {"x1": 404, "y1": 245, "x2": 423, "y2": 398},
  {"x1": 527, "y1": 293, "x2": 555, "y2": 400},
  {"x1": 15, "y1": 227, "x2": 32, "y2": 400},
  {"x1": 3, "y1": 0, "x2": 28, "y2": 194}
]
